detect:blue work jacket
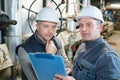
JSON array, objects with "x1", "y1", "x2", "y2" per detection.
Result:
[{"x1": 72, "y1": 37, "x2": 120, "y2": 80}]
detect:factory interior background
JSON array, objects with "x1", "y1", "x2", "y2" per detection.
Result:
[{"x1": 0, "y1": 0, "x2": 120, "y2": 80}]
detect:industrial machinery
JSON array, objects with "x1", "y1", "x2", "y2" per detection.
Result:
[
  {"x1": 0, "y1": 0, "x2": 120, "y2": 80},
  {"x1": 0, "y1": 11, "x2": 17, "y2": 80}
]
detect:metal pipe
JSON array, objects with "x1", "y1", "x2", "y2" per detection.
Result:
[
  {"x1": 4, "y1": 0, "x2": 22, "y2": 62},
  {"x1": 83, "y1": 0, "x2": 91, "y2": 6}
]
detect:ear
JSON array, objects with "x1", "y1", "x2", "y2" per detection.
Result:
[
  {"x1": 99, "y1": 24, "x2": 103, "y2": 32},
  {"x1": 36, "y1": 23, "x2": 39, "y2": 30}
]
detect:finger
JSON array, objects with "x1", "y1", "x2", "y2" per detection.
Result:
[
  {"x1": 54, "y1": 74, "x2": 65, "y2": 79},
  {"x1": 46, "y1": 40, "x2": 50, "y2": 48}
]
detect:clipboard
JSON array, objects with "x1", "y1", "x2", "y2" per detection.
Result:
[{"x1": 29, "y1": 53, "x2": 67, "y2": 80}]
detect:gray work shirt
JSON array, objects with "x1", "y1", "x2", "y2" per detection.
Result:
[{"x1": 17, "y1": 31, "x2": 72, "y2": 80}]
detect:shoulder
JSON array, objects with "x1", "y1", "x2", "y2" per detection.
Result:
[
  {"x1": 100, "y1": 51, "x2": 119, "y2": 61},
  {"x1": 15, "y1": 35, "x2": 35, "y2": 54},
  {"x1": 53, "y1": 37, "x2": 62, "y2": 49},
  {"x1": 96, "y1": 51, "x2": 120, "y2": 67}
]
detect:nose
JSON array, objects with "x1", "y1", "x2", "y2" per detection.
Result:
[
  {"x1": 48, "y1": 27, "x2": 53, "y2": 33},
  {"x1": 80, "y1": 26, "x2": 87, "y2": 31}
]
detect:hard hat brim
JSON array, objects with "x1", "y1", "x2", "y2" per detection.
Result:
[{"x1": 76, "y1": 16, "x2": 104, "y2": 24}]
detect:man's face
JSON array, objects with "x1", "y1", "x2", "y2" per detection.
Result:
[
  {"x1": 78, "y1": 18, "x2": 103, "y2": 41},
  {"x1": 36, "y1": 21, "x2": 57, "y2": 41}
]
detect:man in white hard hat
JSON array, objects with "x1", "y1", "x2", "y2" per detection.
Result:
[
  {"x1": 16, "y1": 7, "x2": 71, "y2": 80},
  {"x1": 54, "y1": 5, "x2": 120, "y2": 80}
]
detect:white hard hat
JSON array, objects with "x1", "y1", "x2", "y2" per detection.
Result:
[
  {"x1": 76, "y1": 5, "x2": 104, "y2": 24},
  {"x1": 36, "y1": 7, "x2": 59, "y2": 23}
]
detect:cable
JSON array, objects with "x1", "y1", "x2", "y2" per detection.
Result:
[
  {"x1": 27, "y1": 0, "x2": 63, "y2": 35},
  {"x1": 55, "y1": 0, "x2": 65, "y2": 10},
  {"x1": 28, "y1": 0, "x2": 37, "y2": 33},
  {"x1": 51, "y1": 0, "x2": 63, "y2": 36},
  {"x1": 22, "y1": 5, "x2": 38, "y2": 14},
  {"x1": 61, "y1": 2, "x2": 83, "y2": 20}
]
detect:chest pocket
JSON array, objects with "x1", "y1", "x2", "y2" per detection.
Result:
[{"x1": 72, "y1": 59, "x2": 95, "y2": 80}]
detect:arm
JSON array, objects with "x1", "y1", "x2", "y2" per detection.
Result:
[
  {"x1": 53, "y1": 37, "x2": 73, "y2": 69},
  {"x1": 18, "y1": 47, "x2": 37, "y2": 80},
  {"x1": 60, "y1": 47, "x2": 73, "y2": 70}
]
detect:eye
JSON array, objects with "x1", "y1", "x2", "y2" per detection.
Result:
[
  {"x1": 79, "y1": 23, "x2": 83, "y2": 28},
  {"x1": 52, "y1": 26, "x2": 56, "y2": 29},
  {"x1": 86, "y1": 23, "x2": 93, "y2": 28},
  {"x1": 43, "y1": 25, "x2": 49, "y2": 28}
]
